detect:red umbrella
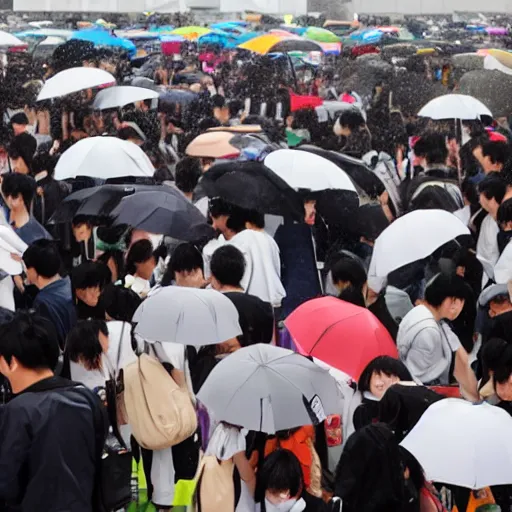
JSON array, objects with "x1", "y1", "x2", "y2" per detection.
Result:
[{"x1": 285, "y1": 296, "x2": 398, "y2": 380}]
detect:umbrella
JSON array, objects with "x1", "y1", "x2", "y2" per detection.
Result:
[
  {"x1": 170, "y1": 26, "x2": 212, "y2": 40},
  {"x1": 110, "y1": 190, "x2": 214, "y2": 241},
  {"x1": 197, "y1": 343, "x2": 342, "y2": 433},
  {"x1": 368, "y1": 209, "x2": 470, "y2": 278},
  {"x1": 234, "y1": 31, "x2": 263, "y2": 45},
  {"x1": 401, "y1": 399, "x2": 512, "y2": 489},
  {"x1": 93, "y1": 85, "x2": 159, "y2": 110},
  {"x1": 71, "y1": 30, "x2": 136, "y2": 57},
  {"x1": 133, "y1": 287, "x2": 242, "y2": 345},
  {"x1": 185, "y1": 132, "x2": 240, "y2": 159},
  {"x1": 37, "y1": 67, "x2": 115, "y2": 101},
  {"x1": 238, "y1": 34, "x2": 323, "y2": 55},
  {"x1": 417, "y1": 94, "x2": 492, "y2": 120},
  {"x1": 159, "y1": 89, "x2": 198, "y2": 108},
  {"x1": 200, "y1": 160, "x2": 305, "y2": 220},
  {"x1": 484, "y1": 54, "x2": 512, "y2": 76},
  {"x1": 0, "y1": 31, "x2": 26, "y2": 47},
  {"x1": 285, "y1": 296, "x2": 398, "y2": 379},
  {"x1": 349, "y1": 28, "x2": 383, "y2": 45},
  {"x1": 54, "y1": 137, "x2": 155, "y2": 180},
  {"x1": 304, "y1": 26, "x2": 339, "y2": 43},
  {"x1": 210, "y1": 21, "x2": 248, "y2": 31}
]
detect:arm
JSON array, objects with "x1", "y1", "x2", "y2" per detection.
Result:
[
  {"x1": 453, "y1": 346, "x2": 479, "y2": 402},
  {"x1": 233, "y1": 451, "x2": 256, "y2": 496}
]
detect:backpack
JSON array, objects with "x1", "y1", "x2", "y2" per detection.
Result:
[
  {"x1": 122, "y1": 352, "x2": 197, "y2": 450},
  {"x1": 194, "y1": 455, "x2": 235, "y2": 512}
]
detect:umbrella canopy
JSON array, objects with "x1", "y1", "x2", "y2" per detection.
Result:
[
  {"x1": 185, "y1": 131, "x2": 240, "y2": 159},
  {"x1": 304, "y1": 26, "x2": 339, "y2": 43},
  {"x1": 37, "y1": 67, "x2": 115, "y2": 101},
  {"x1": 285, "y1": 296, "x2": 398, "y2": 379},
  {"x1": 197, "y1": 343, "x2": 342, "y2": 433},
  {"x1": 417, "y1": 94, "x2": 492, "y2": 120},
  {"x1": 0, "y1": 30, "x2": 26, "y2": 47},
  {"x1": 54, "y1": 137, "x2": 155, "y2": 180},
  {"x1": 93, "y1": 85, "x2": 159, "y2": 110},
  {"x1": 349, "y1": 28, "x2": 383, "y2": 45},
  {"x1": 239, "y1": 34, "x2": 322, "y2": 55},
  {"x1": 133, "y1": 287, "x2": 242, "y2": 345},
  {"x1": 264, "y1": 149, "x2": 357, "y2": 192},
  {"x1": 71, "y1": 29, "x2": 136, "y2": 57},
  {"x1": 401, "y1": 399, "x2": 512, "y2": 489},
  {"x1": 110, "y1": 190, "x2": 214, "y2": 241},
  {"x1": 368, "y1": 209, "x2": 470, "y2": 278},
  {"x1": 200, "y1": 160, "x2": 305, "y2": 220},
  {"x1": 159, "y1": 89, "x2": 198, "y2": 108},
  {"x1": 170, "y1": 26, "x2": 211, "y2": 40}
]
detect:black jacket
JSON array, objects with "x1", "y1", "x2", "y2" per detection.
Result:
[{"x1": 0, "y1": 377, "x2": 106, "y2": 512}]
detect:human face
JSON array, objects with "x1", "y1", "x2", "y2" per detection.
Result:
[
  {"x1": 265, "y1": 490, "x2": 297, "y2": 511},
  {"x1": 216, "y1": 337, "x2": 241, "y2": 355},
  {"x1": 5, "y1": 193, "x2": 24, "y2": 212},
  {"x1": 76, "y1": 285, "x2": 101, "y2": 307},
  {"x1": 496, "y1": 375, "x2": 512, "y2": 401},
  {"x1": 479, "y1": 192, "x2": 492, "y2": 214},
  {"x1": 136, "y1": 257, "x2": 156, "y2": 281},
  {"x1": 369, "y1": 371, "x2": 400, "y2": 399},
  {"x1": 211, "y1": 214, "x2": 229, "y2": 236},
  {"x1": 473, "y1": 146, "x2": 500, "y2": 174},
  {"x1": 10, "y1": 157, "x2": 29, "y2": 175},
  {"x1": 440, "y1": 297, "x2": 465, "y2": 321},
  {"x1": 304, "y1": 200, "x2": 316, "y2": 226},
  {"x1": 25, "y1": 267, "x2": 38, "y2": 287},
  {"x1": 72, "y1": 223, "x2": 92, "y2": 243},
  {"x1": 12, "y1": 123, "x2": 26, "y2": 137}
]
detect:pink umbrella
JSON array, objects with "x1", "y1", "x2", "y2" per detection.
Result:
[
  {"x1": 487, "y1": 27, "x2": 508, "y2": 36},
  {"x1": 269, "y1": 29, "x2": 299, "y2": 38}
]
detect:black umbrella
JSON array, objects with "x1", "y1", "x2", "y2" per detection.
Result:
[
  {"x1": 49, "y1": 184, "x2": 169, "y2": 224},
  {"x1": 111, "y1": 190, "x2": 214, "y2": 241},
  {"x1": 200, "y1": 161, "x2": 304, "y2": 220}
]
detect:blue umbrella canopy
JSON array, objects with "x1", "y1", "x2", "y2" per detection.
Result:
[
  {"x1": 71, "y1": 29, "x2": 136, "y2": 57},
  {"x1": 234, "y1": 31, "x2": 264, "y2": 45},
  {"x1": 349, "y1": 28, "x2": 383, "y2": 45}
]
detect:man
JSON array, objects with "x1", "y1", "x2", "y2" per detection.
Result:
[
  {"x1": 473, "y1": 140, "x2": 510, "y2": 175},
  {"x1": 8, "y1": 132, "x2": 37, "y2": 175},
  {"x1": 10, "y1": 112, "x2": 29, "y2": 137},
  {"x1": 493, "y1": 199, "x2": 512, "y2": 284},
  {"x1": 479, "y1": 284, "x2": 512, "y2": 344},
  {"x1": 210, "y1": 244, "x2": 273, "y2": 346},
  {"x1": 23, "y1": 239, "x2": 76, "y2": 349},
  {"x1": 0, "y1": 310, "x2": 106, "y2": 511},
  {"x1": 71, "y1": 215, "x2": 97, "y2": 267},
  {"x1": 477, "y1": 172, "x2": 506, "y2": 285},
  {"x1": 1, "y1": 173, "x2": 51, "y2": 245},
  {"x1": 211, "y1": 94, "x2": 230, "y2": 126},
  {"x1": 175, "y1": 156, "x2": 202, "y2": 204}
]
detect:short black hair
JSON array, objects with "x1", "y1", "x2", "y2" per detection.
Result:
[
  {"x1": 71, "y1": 261, "x2": 109, "y2": 292},
  {"x1": 1, "y1": 172, "x2": 36, "y2": 210},
  {"x1": 255, "y1": 449, "x2": 303, "y2": 503},
  {"x1": 331, "y1": 257, "x2": 367, "y2": 290},
  {"x1": 0, "y1": 310, "x2": 59, "y2": 369},
  {"x1": 23, "y1": 239, "x2": 61, "y2": 278},
  {"x1": 32, "y1": 151, "x2": 57, "y2": 177},
  {"x1": 211, "y1": 94, "x2": 226, "y2": 109},
  {"x1": 414, "y1": 132, "x2": 448, "y2": 166},
  {"x1": 424, "y1": 273, "x2": 469, "y2": 307},
  {"x1": 482, "y1": 338, "x2": 509, "y2": 379},
  {"x1": 337, "y1": 110, "x2": 366, "y2": 131},
  {"x1": 338, "y1": 286, "x2": 366, "y2": 307},
  {"x1": 209, "y1": 198, "x2": 247, "y2": 234},
  {"x1": 479, "y1": 172, "x2": 506, "y2": 204},
  {"x1": 10, "y1": 112, "x2": 29, "y2": 125},
  {"x1": 175, "y1": 156, "x2": 202, "y2": 194},
  {"x1": 96, "y1": 250, "x2": 126, "y2": 282},
  {"x1": 497, "y1": 198, "x2": 512, "y2": 225},
  {"x1": 358, "y1": 356, "x2": 412, "y2": 392},
  {"x1": 101, "y1": 283, "x2": 142, "y2": 322},
  {"x1": 211, "y1": 245, "x2": 246, "y2": 287},
  {"x1": 481, "y1": 140, "x2": 510, "y2": 167},
  {"x1": 125, "y1": 240, "x2": 154, "y2": 276},
  {"x1": 161, "y1": 242, "x2": 204, "y2": 286},
  {"x1": 66, "y1": 319, "x2": 108, "y2": 371}
]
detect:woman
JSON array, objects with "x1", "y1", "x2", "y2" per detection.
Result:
[
  {"x1": 125, "y1": 239, "x2": 157, "y2": 297},
  {"x1": 71, "y1": 260, "x2": 110, "y2": 320},
  {"x1": 255, "y1": 449, "x2": 328, "y2": 512}
]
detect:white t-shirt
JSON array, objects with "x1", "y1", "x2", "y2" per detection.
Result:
[{"x1": 477, "y1": 214, "x2": 500, "y2": 283}]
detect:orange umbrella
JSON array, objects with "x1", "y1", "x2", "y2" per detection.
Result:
[{"x1": 239, "y1": 34, "x2": 322, "y2": 55}]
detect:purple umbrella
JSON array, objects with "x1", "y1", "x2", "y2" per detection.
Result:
[{"x1": 487, "y1": 27, "x2": 508, "y2": 36}]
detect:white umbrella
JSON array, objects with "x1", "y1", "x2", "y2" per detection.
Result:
[
  {"x1": 197, "y1": 344, "x2": 342, "y2": 434},
  {"x1": 37, "y1": 67, "x2": 115, "y2": 101},
  {"x1": 264, "y1": 149, "x2": 357, "y2": 193},
  {"x1": 418, "y1": 94, "x2": 492, "y2": 120},
  {"x1": 0, "y1": 31, "x2": 26, "y2": 47},
  {"x1": 369, "y1": 209, "x2": 470, "y2": 278},
  {"x1": 93, "y1": 85, "x2": 160, "y2": 110},
  {"x1": 54, "y1": 137, "x2": 155, "y2": 180},
  {"x1": 133, "y1": 287, "x2": 242, "y2": 345},
  {"x1": 401, "y1": 399, "x2": 512, "y2": 489}
]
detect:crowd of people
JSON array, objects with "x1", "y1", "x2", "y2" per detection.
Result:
[{"x1": 0, "y1": 13, "x2": 512, "y2": 512}]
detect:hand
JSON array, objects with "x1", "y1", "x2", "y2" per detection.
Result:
[{"x1": 10, "y1": 253, "x2": 22, "y2": 262}]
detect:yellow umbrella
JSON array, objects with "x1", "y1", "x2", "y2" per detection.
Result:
[
  {"x1": 488, "y1": 48, "x2": 512, "y2": 69},
  {"x1": 239, "y1": 34, "x2": 322, "y2": 55},
  {"x1": 171, "y1": 26, "x2": 212, "y2": 40}
]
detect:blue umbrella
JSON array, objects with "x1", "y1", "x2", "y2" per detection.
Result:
[
  {"x1": 71, "y1": 29, "x2": 136, "y2": 57},
  {"x1": 211, "y1": 21, "x2": 248, "y2": 30},
  {"x1": 234, "y1": 31, "x2": 264, "y2": 45},
  {"x1": 280, "y1": 24, "x2": 307, "y2": 36},
  {"x1": 349, "y1": 28, "x2": 383, "y2": 45},
  {"x1": 198, "y1": 32, "x2": 237, "y2": 48}
]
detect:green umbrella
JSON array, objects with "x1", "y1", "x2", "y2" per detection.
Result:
[{"x1": 305, "y1": 26, "x2": 340, "y2": 43}]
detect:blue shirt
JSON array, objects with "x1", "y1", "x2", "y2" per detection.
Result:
[{"x1": 14, "y1": 217, "x2": 52, "y2": 246}]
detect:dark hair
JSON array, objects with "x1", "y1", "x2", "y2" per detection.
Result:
[
  {"x1": 358, "y1": 356, "x2": 413, "y2": 392},
  {"x1": 66, "y1": 319, "x2": 108, "y2": 371},
  {"x1": 337, "y1": 110, "x2": 366, "y2": 131},
  {"x1": 1, "y1": 172, "x2": 36, "y2": 210},
  {"x1": 23, "y1": 239, "x2": 61, "y2": 278},
  {"x1": 424, "y1": 273, "x2": 469, "y2": 307},
  {"x1": 414, "y1": 132, "x2": 448, "y2": 166},
  {"x1": 479, "y1": 172, "x2": 506, "y2": 204},
  {"x1": 71, "y1": 261, "x2": 109, "y2": 292},
  {"x1": 245, "y1": 209, "x2": 265, "y2": 229},
  {"x1": 101, "y1": 283, "x2": 142, "y2": 322},
  {"x1": 10, "y1": 112, "x2": 29, "y2": 125},
  {"x1": 332, "y1": 257, "x2": 367, "y2": 290},
  {"x1": 482, "y1": 140, "x2": 510, "y2": 167},
  {"x1": 481, "y1": 338, "x2": 509, "y2": 380},
  {"x1": 255, "y1": 449, "x2": 303, "y2": 503},
  {"x1": 0, "y1": 310, "x2": 60, "y2": 369},
  {"x1": 211, "y1": 245, "x2": 246, "y2": 287},
  {"x1": 211, "y1": 94, "x2": 226, "y2": 109},
  {"x1": 497, "y1": 198, "x2": 512, "y2": 225},
  {"x1": 32, "y1": 151, "x2": 57, "y2": 177},
  {"x1": 398, "y1": 446, "x2": 426, "y2": 494},
  {"x1": 161, "y1": 242, "x2": 204, "y2": 286},
  {"x1": 8, "y1": 132, "x2": 37, "y2": 169},
  {"x1": 72, "y1": 215, "x2": 92, "y2": 228},
  {"x1": 125, "y1": 239, "x2": 155, "y2": 276},
  {"x1": 96, "y1": 250, "x2": 126, "y2": 282},
  {"x1": 338, "y1": 286, "x2": 366, "y2": 307},
  {"x1": 209, "y1": 198, "x2": 247, "y2": 234},
  {"x1": 175, "y1": 156, "x2": 202, "y2": 194}
]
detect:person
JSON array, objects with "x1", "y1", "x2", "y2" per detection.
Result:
[
  {"x1": 477, "y1": 172, "x2": 506, "y2": 285},
  {"x1": 255, "y1": 449, "x2": 328, "y2": 512},
  {"x1": 10, "y1": 112, "x2": 30, "y2": 137},
  {"x1": 23, "y1": 239, "x2": 76, "y2": 349},
  {"x1": 71, "y1": 261, "x2": 108, "y2": 320},
  {"x1": 1, "y1": 172, "x2": 52, "y2": 245},
  {"x1": 125, "y1": 239, "x2": 157, "y2": 297},
  {"x1": 397, "y1": 273, "x2": 478, "y2": 399},
  {"x1": 175, "y1": 156, "x2": 202, "y2": 203},
  {"x1": 0, "y1": 310, "x2": 106, "y2": 511},
  {"x1": 210, "y1": 245, "x2": 274, "y2": 346},
  {"x1": 479, "y1": 284, "x2": 512, "y2": 344},
  {"x1": 8, "y1": 132, "x2": 37, "y2": 175},
  {"x1": 101, "y1": 283, "x2": 142, "y2": 322},
  {"x1": 161, "y1": 242, "x2": 208, "y2": 288},
  {"x1": 328, "y1": 256, "x2": 368, "y2": 298},
  {"x1": 333, "y1": 110, "x2": 372, "y2": 158},
  {"x1": 473, "y1": 140, "x2": 510, "y2": 175},
  {"x1": 492, "y1": 198, "x2": 512, "y2": 283},
  {"x1": 96, "y1": 250, "x2": 126, "y2": 284},
  {"x1": 71, "y1": 216, "x2": 97, "y2": 267},
  {"x1": 212, "y1": 94, "x2": 231, "y2": 126}
]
